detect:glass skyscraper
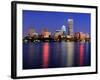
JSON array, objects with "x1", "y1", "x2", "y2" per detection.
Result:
[{"x1": 68, "y1": 19, "x2": 74, "y2": 36}]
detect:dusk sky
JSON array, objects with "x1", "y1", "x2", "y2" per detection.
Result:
[{"x1": 23, "y1": 10, "x2": 91, "y2": 37}]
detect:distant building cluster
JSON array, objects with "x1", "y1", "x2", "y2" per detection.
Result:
[{"x1": 23, "y1": 19, "x2": 90, "y2": 42}]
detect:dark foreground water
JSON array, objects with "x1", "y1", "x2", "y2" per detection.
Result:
[{"x1": 23, "y1": 42, "x2": 91, "y2": 69}]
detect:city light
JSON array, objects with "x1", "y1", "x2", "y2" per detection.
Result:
[{"x1": 23, "y1": 19, "x2": 90, "y2": 43}]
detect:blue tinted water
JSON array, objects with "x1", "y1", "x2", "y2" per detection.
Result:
[{"x1": 23, "y1": 42, "x2": 91, "y2": 69}]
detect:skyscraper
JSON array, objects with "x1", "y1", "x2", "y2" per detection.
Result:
[
  {"x1": 61, "y1": 25, "x2": 66, "y2": 32},
  {"x1": 61, "y1": 25, "x2": 66, "y2": 35},
  {"x1": 67, "y1": 19, "x2": 74, "y2": 36}
]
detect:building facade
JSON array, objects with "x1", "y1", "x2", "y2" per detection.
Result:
[{"x1": 67, "y1": 19, "x2": 74, "y2": 36}]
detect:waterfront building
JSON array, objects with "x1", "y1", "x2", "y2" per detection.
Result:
[
  {"x1": 85, "y1": 33, "x2": 90, "y2": 39},
  {"x1": 28, "y1": 28, "x2": 35, "y2": 37},
  {"x1": 55, "y1": 30, "x2": 63, "y2": 36},
  {"x1": 41, "y1": 28, "x2": 51, "y2": 38},
  {"x1": 74, "y1": 32, "x2": 80, "y2": 41},
  {"x1": 40, "y1": 28, "x2": 51, "y2": 41},
  {"x1": 74, "y1": 32, "x2": 86, "y2": 41},
  {"x1": 61, "y1": 25, "x2": 66, "y2": 35},
  {"x1": 66, "y1": 35, "x2": 74, "y2": 41},
  {"x1": 79, "y1": 32, "x2": 85, "y2": 41},
  {"x1": 67, "y1": 19, "x2": 74, "y2": 36},
  {"x1": 61, "y1": 25, "x2": 66, "y2": 32},
  {"x1": 53, "y1": 30, "x2": 62, "y2": 41},
  {"x1": 85, "y1": 33, "x2": 90, "y2": 41},
  {"x1": 23, "y1": 28, "x2": 36, "y2": 42}
]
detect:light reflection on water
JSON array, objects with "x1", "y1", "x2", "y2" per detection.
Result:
[
  {"x1": 23, "y1": 42, "x2": 91, "y2": 69},
  {"x1": 43, "y1": 42, "x2": 49, "y2": 68},
  {"x1": 66, "y1": 42, "x2": 74, "y2": 67},
  {"x1": 79, "y1": 42, "x2": 84, "y2": 66}
]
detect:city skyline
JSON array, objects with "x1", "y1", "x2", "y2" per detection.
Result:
[{"x1": 23, "y1": 10, "x2": 91, "y2": 37}]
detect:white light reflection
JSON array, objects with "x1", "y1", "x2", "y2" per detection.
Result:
[
  {"x1": 61, "y1": 42, "x2": 67, "y2": 66},
  {"x1": 66, "y1": 42, "x2": 74, "y2": 67}
]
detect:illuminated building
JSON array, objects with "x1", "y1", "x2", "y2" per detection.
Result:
[
  {"x1": 28, "y1": 28, "x2": 35, "y2": 37},
  {"x1": 41, "y1": 28, "x2": 51, "y2": 38},
  {"x1": 79, "y1": 32, "x2": 85, "y2": 41},
  {"x1": 85, "y1": 33, "x2": 90, "y2": 41},
  {"x1": 53, "y1": 30, "x2": 62, "y2": 41},
  {"x1": 66, "y1": 35, "x2": 74, "y2": 41},
  {"x1": 74, "y1": 32, "x2": 80, "y2": 41},
  {"x1": 67, "y1": 19, "x2": 74, "y2": 36},
  {"x1": 55, "y1": 30, "x2": 63, "y2": 36},
  {"x1": 74, "y1": 32, "x2": 86, "y2": 41},
  {"x1": 61, "y1": 25, "x2": 66, "y2": 32},
  {"x1": 40, "y1": 28, "x2": 51, "y2": 41},
  {"x1": 61, "y1": 25, "x2": 66, "y2": 35},
  {"x1": 23, "y1": 28, "x2": 40, "y2": 42},
  {"x1": 85, "y1": 33, "x2": 90, "y2": 39}
]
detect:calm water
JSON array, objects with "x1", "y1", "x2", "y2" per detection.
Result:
[{"x1": 23, "y1": 42, "x2": 91, "y2": 69}]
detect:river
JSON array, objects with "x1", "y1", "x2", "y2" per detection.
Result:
[{"x1": 23, "y1": 42, "x2": 91, "y2": 69}]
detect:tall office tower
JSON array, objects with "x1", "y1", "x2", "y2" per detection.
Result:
[
  {"x1": 61, "y1": 25, "x2": 66, "y2": 35},
  {"x1": 67, "y1": 19, "x2": 74, "y2": 36},
  {"x1": 61, "y1": 25, "x2": 66, "y2": 32}
]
